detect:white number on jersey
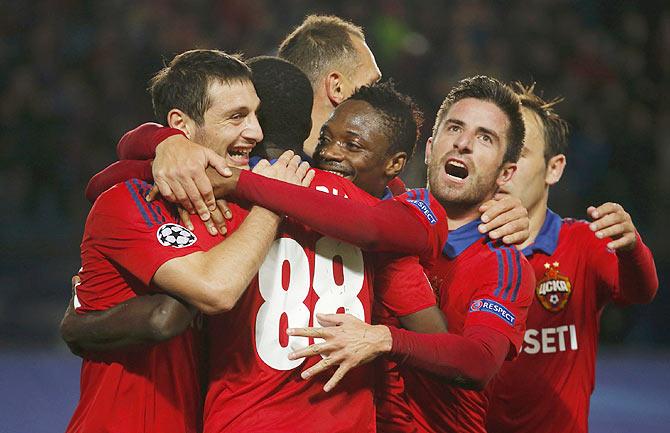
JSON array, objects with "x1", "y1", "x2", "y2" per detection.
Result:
[{"x1": 255, "y1": 236, "x2": 365, "y2": 371}]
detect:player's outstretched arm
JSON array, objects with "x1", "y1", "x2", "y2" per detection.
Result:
[
  {"x1": 587, "y1": 202, "x2": 658, "y2": 304},
  {"x1": 149, "y1": 150, "x2": 442, "y2": 258},
  {"x1": 216, "y1": 169, "x2": 439, "y2": 257},
  {"x1": 288, "y1": 314, "x2": 507, "y2": 392},
  {"x1": 60, "y1": 276, "x2": 195, "y2": 356},
  {"x1": 478, "y1": 194, "x2": 530, "y2": 245}
]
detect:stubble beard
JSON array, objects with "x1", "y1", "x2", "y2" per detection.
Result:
[{"x1": 427, "y1": 160, "x2": 499, "y2": 214}]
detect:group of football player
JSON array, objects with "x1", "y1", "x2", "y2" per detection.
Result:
[{"x1": 59, "y1": 14, "x2": 658, "y2": 433}]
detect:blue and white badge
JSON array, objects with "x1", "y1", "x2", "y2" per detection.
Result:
[{"x1": 469, "y1": 298, "x2": 516, "y2": 326}]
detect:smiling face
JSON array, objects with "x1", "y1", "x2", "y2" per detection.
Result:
[
  {"x1": 426, "y1": 97, "x2": 516, "y2": 212},
  {"x1": 190, "y1": 79, "x2": 263, "y2": 169},
  {"x1": 313, "y1": 99, "x2": 391, "y2": 196}
]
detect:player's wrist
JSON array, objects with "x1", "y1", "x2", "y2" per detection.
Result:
[
  {"x1": 249, "y1": 206, "x2": 282, "y2": 225},
  {"x1": 615, "y1": 230, "x2": 641, "y2": 255},
  {"x1": 372, "y1": 325, "x2": 393, "y2": 355}
]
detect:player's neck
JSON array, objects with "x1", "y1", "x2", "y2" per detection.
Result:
[
  {"x1": 445, "y1": 204, "x2": 484, "y2": 231},
  {"x1": 521, "y1": 193, "x2": 550, "y2": 249}
]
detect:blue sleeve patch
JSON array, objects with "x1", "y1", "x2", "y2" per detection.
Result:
[
  {"x1": 406, "y1": 189, "x2": 437, "y2": 225},
  {"x1": 469, "y1": 298, "x2": 516, "y2": 326}
]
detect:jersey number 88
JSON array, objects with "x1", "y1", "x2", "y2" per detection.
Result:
[{"x1": 255, "y1": 236, "x2": 365, "y2": 370}]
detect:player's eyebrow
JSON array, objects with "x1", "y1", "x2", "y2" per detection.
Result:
[
  {"x1": 446, "y1": 118, "x2": 500, "y2": 143},
  {"x1": 220, "y1": 105, "x2": 251, "y2": 116},
  {"x1": 445, "y1": 118, "x2": 465, "y2": 127},
  {"x1": 476, "y1": 126, "x2": 500, "y2": 142}
]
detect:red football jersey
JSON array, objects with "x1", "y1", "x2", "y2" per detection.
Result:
[
  {"x1": 487, "y1": 210, "x2": 657, "y2": 433},
  {"x1": 203, "y1": 171, "x2": 407, "y2": 433},
  {"x1": 400, "y1": 219, "x2": 535, "y2": 433},
  {"x1": 67, "y1": 179, "x2": 221, "y2": 433}
]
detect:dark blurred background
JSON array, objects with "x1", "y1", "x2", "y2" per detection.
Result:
[{"x1": 1, "y1": 0, "x2": 669, "y2": 431}]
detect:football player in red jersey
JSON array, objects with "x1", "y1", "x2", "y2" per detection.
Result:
[
  {"x1": 286, "y1": 76, "x2": 537, "y2": 433},
  {"x1": 64, "y1": 49, "x2": 318, "y2": 433},
  {"x1": 486, "y1": 83, "x2": 658, "y2": 433}
]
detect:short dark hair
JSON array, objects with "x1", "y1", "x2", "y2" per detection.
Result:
[
  {"x1": 247, "y1": 56, "x2": 313, "y2": 156},
  {"x1": 149, "y1": 49, "x2": 252, "y2": 125},
  {"x1": 278, "y1": 15, "x2": 365, "y2": 87},
  {"x1": 513, "y1": 82, "x2": 570, "y2": 162},
  {"x1": 433, "y1": 75, "x2": 525, "y2": 164},
  {"x1": 348, "y1": 80, "x2": 424, "y2": 158}
]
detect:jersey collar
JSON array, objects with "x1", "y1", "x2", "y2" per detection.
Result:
[
  {"x1": 380, "y1": 186, "x2": 394, "y2": 201},
  {"x1": 521, "y1": 209, "x2": 562, "y2": 256},
  {"x1": 442, "y1": 219, "x2": 487, "y2": 259}
]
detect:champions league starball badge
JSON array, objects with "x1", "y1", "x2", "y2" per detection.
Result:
[
  {"x1": 156, "y1": 223, "x2": 197, "y2": 248},
  {"x1": 536, "y1": 262, "x2": 572, "y2": 313}
]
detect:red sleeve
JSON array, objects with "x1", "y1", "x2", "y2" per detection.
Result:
[
  {"x1": 117, "y1": 122, "x2": 184, "y2": 160},
  {"x1": 393, "y1": 189, "x2": 450, "y2": 261},
  {"x1": 389, "y1": 325, "x2": 509, "y2": 386},
  {"x1": 589, "y1": 231, "x2": 658, "y2": 306},
  {"x1": 375, "y1": 254, "x2": 436, "y2": 317},
  {"x1": 91, "y1": 181, "x2": 205, "y2": 286},
  {"x1": 85, "y1": 160, "x2": 153, "y2": 203},
  {"x1": 235, "y1": 170, "x2": 447, "y2": 258},
  {"x1": 464, "y1": 246, "x2": 535, "y2": 359}
]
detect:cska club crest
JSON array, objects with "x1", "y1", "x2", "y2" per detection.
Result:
[{"x1": 536, "y1": 262, "x2": 572, "y2": 312}]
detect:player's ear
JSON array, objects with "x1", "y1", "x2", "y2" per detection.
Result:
[
  {"x1": 325, "y1": 70, "x2": 347, "y2": 106},
  {"x1": 424, "y1": 137, "x2": 433, "y2": 164},
  {"x1": 384, "y1": 151, "x2": 408, "y2": 178},
  {"x1": 545, "y1": 154, "x2": 566, "y2": 186},
  {"x1": 496, "y1": 162, "x2": 517, "y2": 187},
  {"x1": 167, "y1": 109, "x2": 196, "y2": 139}
]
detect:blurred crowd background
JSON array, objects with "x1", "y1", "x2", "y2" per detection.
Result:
[{"x1": 1, "y1": 0, "x2": 668, "y2": 352}]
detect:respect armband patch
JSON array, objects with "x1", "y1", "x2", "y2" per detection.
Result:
[
  {"x1": 407, "y1": 199, "x2": 437, "y2": 225},
  {"x1": 469, "y1": 298, "x2": 516, "y2": 326}
]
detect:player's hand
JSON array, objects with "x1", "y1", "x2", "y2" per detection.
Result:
[
  {"x1": 253, "y1": 150, "x2": 314, "y2": 187},
  {"x1": 148, "y1": 134, "x2": 232, "y2": 223},
  {"x1": 287, "y1": 313, "x2": 392, "y2": 392},
  {"x1": 587, "y1": 202, "x2": 637, "y2": 251},
  {"x1": 478, "y1": 194, "x2": 529, "y2": 245},
  {"x1": 178, "y1": 198, "x2": 232, "y2": 236}
]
